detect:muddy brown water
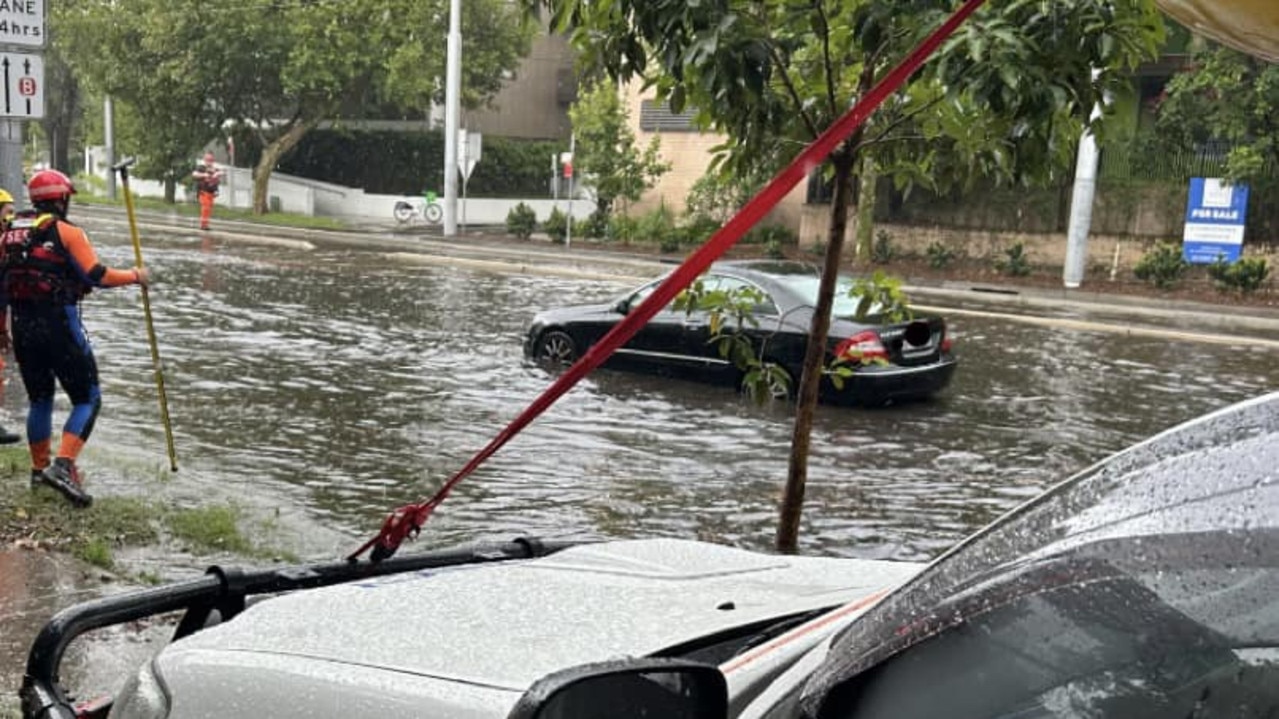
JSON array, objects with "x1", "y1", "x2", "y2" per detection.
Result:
[{"x1": 2, "y1": 223, "x2": 1277, "y2": 711}]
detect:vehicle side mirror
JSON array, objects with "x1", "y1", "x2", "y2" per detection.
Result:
[
  {"x1": 614, "y1": 298, "x2": 632, "y2": 315},
  {"x1": 507, "y1": 658, "x2": 727, "y2": 719}
]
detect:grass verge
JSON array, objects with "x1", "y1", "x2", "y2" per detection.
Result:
[
  {"x1": 2, "y1": 448, "x2": 298, "y2": 572},
  {"x1": 75, "y1": 192, "x2": 350, "y2": 231}
]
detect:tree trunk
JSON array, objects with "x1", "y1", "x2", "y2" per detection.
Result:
[
  {"x1": 776, "y1": 147, "x2": 857, "y2": 554},
  {"x1": 253, "y1": 119, "x2": 314, "y2": 214},
  {"x1": 855, "y1": 155, "x2": 878, "y2": 262},
  {"x1": 164, "y1": 176, "x2": 176, "y2": 204}
]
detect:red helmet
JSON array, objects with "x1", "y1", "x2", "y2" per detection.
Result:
[{"x1": 28, "y1": 169, "x2": 77, "y2": 203}]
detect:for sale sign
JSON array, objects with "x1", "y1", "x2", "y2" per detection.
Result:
[{"x1": 1183, "y1": 177, "x2": 1250, "y2": 264}]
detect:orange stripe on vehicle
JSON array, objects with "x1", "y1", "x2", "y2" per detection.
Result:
[{"x1": 720, "y1": 589, "x2": 888, "y2": 675}]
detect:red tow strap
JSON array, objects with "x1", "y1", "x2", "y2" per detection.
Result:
[{"x1": 348, "y1": 0, "x2": 988, "y2": 563}]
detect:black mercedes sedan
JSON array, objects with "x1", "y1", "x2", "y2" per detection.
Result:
[{"x1": 523, "y1": 260, "x2": 957, "y2": 405}]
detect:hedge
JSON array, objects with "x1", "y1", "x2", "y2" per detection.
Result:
[{"x1": 229, "y1": 127, "x2": 560, "y2": 198}]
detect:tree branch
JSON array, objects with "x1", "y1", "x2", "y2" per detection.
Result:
[
  {"x1": 850, "y1": 94, "x2": 944, "y2": 153},
  {"x1": 765, "y1": 40, "x2": 821, "y2": 140},
  {"x1": 814, "y1": 0, "x2": 837, "y2": 118}
]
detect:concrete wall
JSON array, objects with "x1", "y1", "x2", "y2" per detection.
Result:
[
  {"x1": 621, "y1": 78, "x2": 808, "y2": 226},
  {"x1": 103, "y1": 163, "x2": 595, "y2": 225}
]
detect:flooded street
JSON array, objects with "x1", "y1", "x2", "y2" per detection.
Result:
[{"x1": 3, "y1": 219, "x2": 1278, "y2": 710}]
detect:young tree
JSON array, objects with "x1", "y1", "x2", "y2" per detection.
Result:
[
  {"x1": 534, "y1": 0, "x2": 1162, "y2": 551},
  {"x1": 568, "y1": 79, "x2": 669, "y2": 218}
]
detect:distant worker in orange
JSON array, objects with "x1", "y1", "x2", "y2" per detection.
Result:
[
  {"x1": 192, "y1": 151, "x2": 223, "y2": 231},
  {"x1": 0, "y1": 170, "x2": 149, "y2": 507}
]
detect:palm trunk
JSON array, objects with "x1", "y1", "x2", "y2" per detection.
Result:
[
  {"x1": 776, "y1": 147, "x2": 857, "y2": 553},
  {"x1": 252, "y1": 119, "x2": 315, "y2": 214}
]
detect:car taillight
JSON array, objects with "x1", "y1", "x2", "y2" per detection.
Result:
[
  {"x1": 835, "y1": 330, "x2": 888, "y2": 362},
  {"x1": 941, "y1": 336, "x2": 954, "y2": 353}
]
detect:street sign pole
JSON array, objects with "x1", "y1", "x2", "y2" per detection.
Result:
[{"x1": 0, "y1": 0, "x2": 47, "y2": 199}]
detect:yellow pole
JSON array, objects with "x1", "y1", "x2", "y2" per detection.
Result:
[{"x1": 113, "y1": 158, "x2": 178, "y2": 471}]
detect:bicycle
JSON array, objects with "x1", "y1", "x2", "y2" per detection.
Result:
[{"x1": 394, "y1": 190, "x2": 443, "y2": 225}]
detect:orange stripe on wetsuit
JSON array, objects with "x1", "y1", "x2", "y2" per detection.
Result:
[{"x1": 56, "y1": 222, "x2": 140, "y2": 288}]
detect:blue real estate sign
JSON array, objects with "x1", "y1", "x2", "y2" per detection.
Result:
[{"x1": 1183, "y1": 177, "x2": 1250, "y2": 264}]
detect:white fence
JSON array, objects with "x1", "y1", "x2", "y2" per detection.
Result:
[{"x1": 85, "y1": 157, "x2": 596, "y2": 225}]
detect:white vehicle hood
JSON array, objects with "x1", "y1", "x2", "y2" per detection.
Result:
[{"x1": 160, "y1": 539, "x2": 920, "y2": 693}]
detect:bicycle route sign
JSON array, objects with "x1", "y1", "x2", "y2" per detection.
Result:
[{"x1": 0, "y1": 50, "x2": 42, "y2": 117}]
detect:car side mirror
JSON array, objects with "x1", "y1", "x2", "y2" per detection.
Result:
[
  {"x1": 614, "y1": 298, "x2": 632, "y2": 315},
  {"x1": 507, "y1": 658, "x2": 728, "y2": 719}
]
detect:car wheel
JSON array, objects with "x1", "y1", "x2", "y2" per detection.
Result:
[
  {"x1": 535, "y1": 330, "x2": 578, "y2": 367},
  {"x1": 393, "y1": 201, "x2": 414, "y2": 223}
]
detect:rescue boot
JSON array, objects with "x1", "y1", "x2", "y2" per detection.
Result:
[
  {"x1": 0, "y1": 425, "x2": 19, "y2": 445},
  {"x1": 40, "y1": 458, "x2": 93, "y2": 508},
  {"x1": 29, "y1": 468, "x2": 45, "y2": 489}
]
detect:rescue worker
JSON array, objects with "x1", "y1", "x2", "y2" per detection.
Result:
[
  {"x1": 192, "y1": 152, "x2": 223, "y2": 231},
  {"x1": 0, "y1": 170, "x2": 149, "y2": 507},
  {"x1": 0, "y1": 188, "x2": 23, "y2": 445}
]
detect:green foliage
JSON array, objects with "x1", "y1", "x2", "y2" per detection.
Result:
[
  {"x1": 926, "y1": 241, "x2": 958, "y2": 269},
  {"x1": 1208, "y1": 256, "x2": 1271, "y2": 294},
  {"x1": 569, "y1": 79, "x2": 671, "y2": 217},
  {"x1": 675, "y1": 278, "x2": 787, "y2": 403},
  {"x1": 75, "y1": 539, "x2": 114, "y2": 570},
  {"x1": 506, "y1": 203, "x2": 538, "y2": 240},
  {"x1": 872, "y1": 230, "x2": 895, "y2": 265},
  {"x1": 1133, "y1": 242, "x2": 1190, "y2": 289},
  {"x1": 994, "y1": 243, "x2": 1032, "y2": 277},
  {"x1": 745, "y1": 223, "x2": 797, "y2": 248},
  {"x1": 847, "y1": 271, "x2": 913, "y2": 324},
  {"x1": 229, "y1": 128, "x2": 560, "y2": 197},
  {"x1": 1153, "y1": 45, "x2": 1279, "y2": 185},
  {"x1": 607, "y1": 214, "x2": 640, "y2": 244},
  {"x1": 59, "y1": 0, "x2": 534, "y2": 206},
  {"x1": 542, "y1": 208, "x2": 570, "y2": 244},
  {"x1": 167, "y1": 505, "x2": 253, "y2": 555},
  {"x1": 635, "y1": 203, "x2": 678, "y2": 244},
  {"x1": 765, "y1": 239, "x2": 786, "y2": 260}
]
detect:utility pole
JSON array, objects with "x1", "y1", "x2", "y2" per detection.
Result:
[
  {"x1": 105, "y1": 96, "x2": 116, "y2": 199},
  {"x1": 1063, "y1": 71, "x2": 1106, "y2": 289},
  {"x1": 0, "y1": 120, "x2": 20, "y2": 202},
  {"x1": 564, "y1": 133, "x2": 575, "y2": 249},
  {"x1": 442, "y1": 0, "x2": 461, "y2": 236}
]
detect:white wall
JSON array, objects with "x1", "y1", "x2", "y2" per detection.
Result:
[{"x1": 88, "y1": 161, "x2": 594, "y2": 225}]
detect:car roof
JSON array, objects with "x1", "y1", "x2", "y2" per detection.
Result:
[{"x1": 163, "y1": 539, "x2": 921, "y2": 692}]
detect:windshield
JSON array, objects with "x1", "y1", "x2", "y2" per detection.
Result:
[{"x1": 801, "y1": 392, "x2": 1279, "y2": 718}]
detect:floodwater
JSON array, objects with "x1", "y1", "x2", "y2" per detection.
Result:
[{"x1": 2, "y1": 219, "x2": 1278, "y2": 710}]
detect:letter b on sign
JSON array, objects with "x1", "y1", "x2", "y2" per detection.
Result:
[{"x1": 18, "y1": 77, "x2": 35, "y2": 96}]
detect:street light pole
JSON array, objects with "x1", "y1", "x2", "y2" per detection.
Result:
[
  {"x1": 442, "y1": 0, "x2": 462, "y2": 236},
  {"x1": 105, "y1": 96, "x2": 117, "y2": 200}
]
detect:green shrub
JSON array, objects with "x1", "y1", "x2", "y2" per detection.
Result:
[
  {"x1": 765, "y1": 239, "x2": 785, "y2": 259},
  {"x1": 994, "y1": 242, "x2": 1032, "y2": 277},
  {"x1": 505, "y1": 202, "x2": 537, "y2": 240},
  {"x1": 872, "y1": 229, "x2": 895, "y2": 264},
  {"x1": 659, "y1": 235, "x2": 682, "y2": 253},
  {"x1": 747, "y1": 223, "x2": 798, "y2": 248},
  {"x1": 635, "y1": 203, "x2": 677, "y2": 244},
  {"x1": 679, "y1": 214, "x2": 723, "y2": 246},
  {"x1": 542, "y1": 207, "x2": 569, "y2": 244},
  {"x1": 1133, "y1": 242, "x2": 1189, "y2": 289},
  {"x1": 607, "y1": 214, "x2": 639, "y2": 244},
  {"x1": 576, "y1": 211, "x2": 608, "y2": 240},
  {"x1": 1208, "y1": 256, "x2": 1270, "y2": 293},
  {"x1": 926, "y1": 241, "x2": 957, "y2": 269}
]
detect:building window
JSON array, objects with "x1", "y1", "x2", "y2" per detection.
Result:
[{"x1": 639, "y1": 99, "x2": 699, "y2": 132}]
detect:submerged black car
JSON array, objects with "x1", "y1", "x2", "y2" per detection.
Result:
[{"x1": 524, "y1": 260, "x2": 957, "y2": 405}]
